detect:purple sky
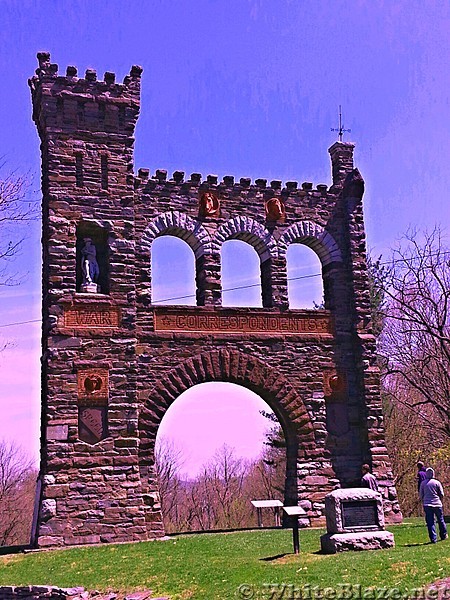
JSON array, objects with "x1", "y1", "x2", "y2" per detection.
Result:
[{"x1": 0, "y1": 1, "x2": 449, "y2": 474}]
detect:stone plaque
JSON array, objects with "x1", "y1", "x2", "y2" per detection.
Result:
[
  {"x1": 77, "y1": 369, "x2": 109, "y2": 404},
  {"x1": 78, "y1": 406, "x2": 108, "y2": 445},
  {"x1": 326, "y1": 402, "x2": 349, "y2": 436},
  {"x1": 342, "y1": 500, "x2": 379, "y2": 529},
  {"x1": 64, "y1": 305, "x2": 120, "y2": 329},
  {"x1": 154, "y1": 308, "x2": 333, "y2": 335}
]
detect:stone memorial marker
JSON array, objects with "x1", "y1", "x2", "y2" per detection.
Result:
[{"x1": 320, "y1": 488, "x2": 395, "y2": 553}]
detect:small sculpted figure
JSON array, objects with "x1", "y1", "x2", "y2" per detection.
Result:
[
  {"x1": 198, "y1": 192, "x2": 220, "y2": 217},
  {"x1": 265, "y1": 197, "x2": 285, "y2": 222},
  {"x1": 81, "y1": 238, "x2": 100, "y2": 286}
]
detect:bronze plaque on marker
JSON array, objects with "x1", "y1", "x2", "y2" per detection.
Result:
[
  {"x1": 342, "y1": 500, "x2": 379, "y2": 529},
  {"x1": 64, "y1": 305, "x2": 120, "y2": 329},
  {"x1": 153, "y1": 308, "x2": 333, "y2": 335}
]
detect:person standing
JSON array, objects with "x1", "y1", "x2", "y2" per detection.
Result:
[
  {"x1": 361, "y1": 464, "x2": 379, "y2": 492},
  {"x1": 417, "y1": 461, "x2": 427, "y2": 493},
  {"x1": 419, "y1": 467, "x2": 448, "y2": 543}
]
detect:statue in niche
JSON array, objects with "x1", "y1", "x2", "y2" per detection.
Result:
[
  {"x1": 198, "y1": 192, "x2": 220, "y2": 217},
  {"x1": 265, "y1": 197, "x2": 285, "y2": 222},
  {"x1": 80, "y1": 237, "x2": 100, "y2": 293}
]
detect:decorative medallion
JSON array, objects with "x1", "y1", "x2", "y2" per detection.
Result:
[
  {"x1": 198, "y1": 191, "x2": 220, "y2": 217},
  {"x1": 324, "y1": 371, "x2": 347, "y2": 397},
  {"x1": 77, "y1": 369, "x2": 109, "y2": 405}
]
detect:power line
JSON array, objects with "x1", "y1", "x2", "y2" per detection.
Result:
[
  {"x1": 1, "y1": 250, "x2": 449, "y2": 328},
  {"x1": 0, "y1": 318, "x2": 41, "y2": 329},
  {"x1": 153, "y1": 272, "x2": 322, "y2": 304}
]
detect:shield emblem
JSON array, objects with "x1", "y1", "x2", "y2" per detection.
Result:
[{"x1": 78, "y1": 406, "x2": 108, "y2": 444}]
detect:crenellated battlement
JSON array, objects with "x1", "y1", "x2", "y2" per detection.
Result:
[
  {"x1": 30, "y1": 51, "x2": 142, "y2": 92},
  {"x1": 29, "y1": 52, "x2": 142, "y2": 137},
  {"x1": 135, "y1": 168, "x2": 330, "y2": 196}
]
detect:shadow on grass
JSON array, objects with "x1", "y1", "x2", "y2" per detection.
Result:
[
  {"x1": 403, "y1": 542, "x2": 433, "y2": 547},
  {"x1": 0, "y1": 544, "x2": 30, "y2": 556},
  {"x1": 259, "y1": 553, "x2": 289, "y2": 561}
]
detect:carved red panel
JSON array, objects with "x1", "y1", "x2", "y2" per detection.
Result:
[
  {"x1": 154, "y1": 308, "x2": 333, "y2": 335},
  {"x1": 64, "y1": 305, "x2": 120, "y2": 329}
]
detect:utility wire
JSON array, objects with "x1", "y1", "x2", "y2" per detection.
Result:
[{"x1": 1, "y1": 250, "x2": 449, "y2": 328}]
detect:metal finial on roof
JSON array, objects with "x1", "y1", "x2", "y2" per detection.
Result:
[{"x1": 331, "y1": 105, "x2": 351, "y2": 142}]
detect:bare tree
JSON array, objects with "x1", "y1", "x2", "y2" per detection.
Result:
[
  {"x1": 0, "y1": 166, "x2": 37, "y2": 287},
  {"x1": 0, "y1": 440, "x2": 37, "y2": 546},
  {"x1": 380, "y1": 228, "x2": 450, "y2": 441},
  {"x1": 155, "y1": 438, "x2": 185, "y2": 532}
]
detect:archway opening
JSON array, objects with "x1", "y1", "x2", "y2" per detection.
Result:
[
  {"x1": 286, "y1": 243, "x2": 324, "y2": 309},
  {"x1": 151, "y1": 235, "x2": 196, "y2": 305},
  {"x1": 155, "y1": 382, "x2": 287, "y2": 533},
  {"x1": 221, "y1": 240, "x2": 262, "y2": 307}
]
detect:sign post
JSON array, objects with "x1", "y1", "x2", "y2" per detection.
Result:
[{"x1": 283, "y1": 506, "x2": 307, "y2": 554}]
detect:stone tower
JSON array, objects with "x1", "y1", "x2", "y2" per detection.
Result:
[{"x1": 29, "y1": 52, "x2": 401, "y2": 548}]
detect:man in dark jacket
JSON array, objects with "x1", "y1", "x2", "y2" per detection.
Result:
[
  {"x1": 419, "y1": 467, "x2": 448, "y2": 543},
  {"x1": 417, "y1": 461, "x2": 427, "y2": 493}
]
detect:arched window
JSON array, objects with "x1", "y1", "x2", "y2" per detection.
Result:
[
  {"x1": 221, "y1": 240, "x2": 263, "y2": 307},
  {"x1": 286, "y1": 243, "x2": 324, "y2": 309},
  {"x1": 151, "y1": 235, "x2": 196, "y2": 305}
]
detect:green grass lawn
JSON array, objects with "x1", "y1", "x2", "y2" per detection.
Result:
[{"x1": 0, "y1": 520, "x2": 449, "y2": 599}]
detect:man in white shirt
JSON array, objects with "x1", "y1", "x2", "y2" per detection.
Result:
[{"x1": 361, "y1": 464, "x2": 379, "y2": 492}]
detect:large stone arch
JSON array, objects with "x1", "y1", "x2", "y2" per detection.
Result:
[
  {"x1": 32, "y1": 51, "x2": 402, "y2": 548},
  {"x1": 278, "y1": 220, "x2": 342, "y2": 266},
  {"x1": 138, "y1": 349, "x2": 317, "y2": 533},
  {"x1": 139, "y1": 349, "x2": 314, "y2": 444}
]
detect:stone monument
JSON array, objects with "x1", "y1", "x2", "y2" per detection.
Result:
[
  {"x1": 28, "y1": 52, "x2": 401, "y2": 548},
  {"x1": 320, "y1": 488, "x2": 395, "y2": 553}
]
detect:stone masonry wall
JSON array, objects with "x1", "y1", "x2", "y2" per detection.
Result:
[{"x1": 29, "y1": 52, "x2": 401, "y2": 548}]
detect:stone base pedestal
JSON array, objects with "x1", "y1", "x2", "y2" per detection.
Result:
[
  {"x1": 320, "y1": 530, "x2": 395, "y2": 553},
  {"x1": 80, "y1": 283, "x2": 99, "y2": 293}
]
